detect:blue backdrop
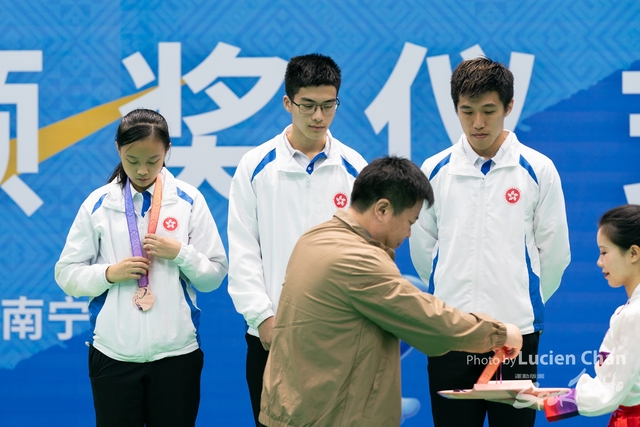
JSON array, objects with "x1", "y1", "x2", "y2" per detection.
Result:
[{"x1": 1, "y1": 1, "x2": 640, "y2": 425}]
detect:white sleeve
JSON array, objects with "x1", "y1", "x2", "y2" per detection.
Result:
[
  {"x1": 576, "y1": 309, "x2": 640, "y2": 416},
  {"x1": 409, "y1": 198, "x2": 438, "y2": 288},
  {"x1": 173, "y1": 192, "x2": 228, "y2": 292},
  {"x1": 55, "y1": 205, "x2": 111, "y2": 298},
  {"x1": 533, "y1": 162, "x2": 571, "y2": 302},
  {"x1": 227, "y1": 157, "x2": 274, "y2": 331}
]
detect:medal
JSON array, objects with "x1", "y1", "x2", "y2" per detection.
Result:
[
  {"x1": 133, "y1": 287, "x2": 155, "y2": 311},
  {"x1": 124, "y1": 174, "x2": 163, "y2": 312}
]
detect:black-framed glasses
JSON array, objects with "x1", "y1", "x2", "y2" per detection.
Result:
[{"x1": 290, "y1": 98, "x2": 340, "y2": 115}]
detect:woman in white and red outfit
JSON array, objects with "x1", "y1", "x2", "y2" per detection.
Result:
[
  {"x1": 55, "y1": 109, "x2": 228, "y2": 427},
  {"x1": 521, "y1": 205, "x2": 640, "y2": 425}
]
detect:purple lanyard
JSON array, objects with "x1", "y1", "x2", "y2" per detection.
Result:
[{"x1": 124, "y1": 175, "x2": 162, "y2": 288}]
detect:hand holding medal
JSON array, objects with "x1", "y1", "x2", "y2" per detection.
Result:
[
  {"x1": 105, "y1": 256, "x2": 150, "y2": 283},
  {"x1": 142, "y1": 234, "x2": 181, "y2": 260}
]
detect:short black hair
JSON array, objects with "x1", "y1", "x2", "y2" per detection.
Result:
[
  {"x1": 599, "y1": 204, "x2": 640, "y2": 251},
  {"x1": 351, "y1": 156, "x2": 434, "y2": 215},
  {"x1": 284, "y1": 53, "x2": 341, "y2": 100},
  {"x1": 450, "y1": 57, "x2": 514, "y2": 111}
]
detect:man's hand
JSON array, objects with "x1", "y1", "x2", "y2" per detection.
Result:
[
  {"x1": 258, "y1": 316, "x2": 275, "y2": 351},
  {"x1": 502, "y1": 323, "x2": 523, "y2": 359}
]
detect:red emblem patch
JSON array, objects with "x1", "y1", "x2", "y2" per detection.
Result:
[
  {"x1": 505, "y1": 188, "x2": 521, "y2": 205},
  {"x1": 162, "y1": 217, "x2": 179, "y2": 232},
  {"x1": 333, "y1": 192, "x2": 348, "y2": 209}
]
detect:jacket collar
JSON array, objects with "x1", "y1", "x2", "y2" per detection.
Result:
[
  {"x1": 275, "y1": 125, "x2": 343, "y2": 173},
  {"x1": 334, "y1": 209, "x2": 396, "y2": 261},
  {"x1": 447, "y1": 131, "x2": 521, "y2": 177},
  {"x1": 101, "y1": 168, "x2": 180, "y2": 212},
  {"x1": 629, "y1": 283, "x2": 640, "y2": 304}
]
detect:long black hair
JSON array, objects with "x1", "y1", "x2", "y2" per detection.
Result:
[{"x1": 108, "y1": 109, "x2": 171, "y2": 187}]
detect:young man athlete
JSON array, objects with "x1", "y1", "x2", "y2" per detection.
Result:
[{"x1": 410, "y1": 56, "x2": 571, "y2": 427}]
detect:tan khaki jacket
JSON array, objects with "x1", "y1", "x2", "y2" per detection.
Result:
[{"x1": 260, "y1": 210, "x2": 507, "y2": 427}]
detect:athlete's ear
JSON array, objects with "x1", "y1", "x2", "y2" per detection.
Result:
[
  {"x1": 283, "y1": 95, "x2": 292, "y2": 113},
  {"x1": 504, "y1": 99, "x2": 514, "y2": 117}
]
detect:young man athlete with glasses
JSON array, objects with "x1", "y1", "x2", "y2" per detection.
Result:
[{"x1": 227, "y1": 53, "x2": 367, "y2": 427}]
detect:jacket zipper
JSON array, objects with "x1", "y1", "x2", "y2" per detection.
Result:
[{"x1": 472, "y1": 176, "x2": 486, "y2": 311}]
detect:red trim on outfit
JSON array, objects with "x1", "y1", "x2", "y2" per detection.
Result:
[{"x1": 608, "y1": 404, "x2": 640, "y2": 427}]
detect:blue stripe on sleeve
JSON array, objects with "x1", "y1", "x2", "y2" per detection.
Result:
[
  {"x1": 181, "y1": 278, "x2": 202, "y2": 346},
  {"x1": 519, "y1": 155, "x2": 538, "y2": 184},
  {"x1": 427, "y1": 249, "x2": 439, "y2": 295},
  {"x1": 88, "y1": 290, "x2": 109, "y2": 344},
  {"x1": 251, "y1": 148, "x2": 277, "y2": 181},
  {"x1": 341, "y1": 156, "x2": 359, "y2": 178},
  {"x1": 176, "y1": 187, "x2": 194, "y2": 205},
  {"x1": 91, "y1": 193, "x2": 107, "y2": 214},
  {"x1": 526, "y1": 243, "x2": 544, "y2": 332},
  {"x1": 429, "y1": 153, "x2": 451, "y2": 181}
]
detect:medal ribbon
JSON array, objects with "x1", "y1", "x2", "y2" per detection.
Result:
[{"x1": 124, "y1": 174, "x2": 163, "y2": 288}]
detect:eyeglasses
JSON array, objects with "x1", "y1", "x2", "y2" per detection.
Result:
[{"x1": 290, "y1": 98, "x2": 340, "y2": 115}]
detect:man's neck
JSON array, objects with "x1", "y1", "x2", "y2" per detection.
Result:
[
  {"x1": 287, "y1": 133, "x2": 326, "y2": 160},
  {"x1": 347, "y1": 207, "x2": 372, "y2": 236}
]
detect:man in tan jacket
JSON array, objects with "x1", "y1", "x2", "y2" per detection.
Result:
[{"x1": 259, "y1": 156, "x2": 522, "y2": 427}]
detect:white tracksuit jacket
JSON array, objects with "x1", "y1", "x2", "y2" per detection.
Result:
[
  {"x1": 574, "y1": 284, "x2": 640, "y2": 416},
  {"x1": 227, "y1": 126, "x2": 367, "y2": 337},
  {"x1": 409, "y1": 132, "x2": 570, "y2": 334},
  {"x1": 55, "y1": 168, "x2": 228, "y2": 362}
]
